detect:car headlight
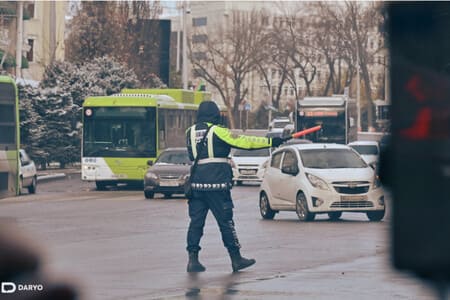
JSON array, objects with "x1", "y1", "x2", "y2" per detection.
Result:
[
  {"x1": 306, "y1": 173, "x2": 329, "y2": 190},
  {"x1": 373, "y1": 175, "x2": 382, "y2": 189},
  {"x1": 146, "y1": 172, "x2": 158, "y2": 180}
]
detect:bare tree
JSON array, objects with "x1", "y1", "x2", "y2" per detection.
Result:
[
  {"x1": 190, "y1": 10, "x2": 270, "y2": 128},
  {"x1": 256, "y1": 19, "x2": 292, "y2": 112},
  {"x1": 308, "y1": 1, "x2": 382, "y2": 129},
  {"x1": 65, "y1": 1, "x2": 163, "y2": 87}
]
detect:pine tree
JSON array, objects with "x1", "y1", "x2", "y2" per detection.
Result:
[{"x1": 18, "y1": 57, "x2": 141, "y2": 167}]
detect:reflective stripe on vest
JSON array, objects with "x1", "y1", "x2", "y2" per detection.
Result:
[{"x1": 190, "y1": 125, "x2": 216, "y2": 159}]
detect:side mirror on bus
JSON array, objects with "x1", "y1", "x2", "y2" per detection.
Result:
[{"x1": 147, "y1": 160, "x2": 153, "y2": 166}]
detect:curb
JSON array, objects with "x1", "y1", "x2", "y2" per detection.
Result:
[{"x1": 37, "y1": 173, "x2": 66, "y2": 182}]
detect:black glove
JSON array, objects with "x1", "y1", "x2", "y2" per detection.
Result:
[{"x1": 272, "y1": 136, "x2": 292, "y2": 147}]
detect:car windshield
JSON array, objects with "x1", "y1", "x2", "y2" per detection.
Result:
[
  {"x1": 274, "y1": 121, "x2": 291, "y2": 128},
  {"x1": 299, "y1": 148, "x2": 367, "y2": 169},
  {"x1": 233, "y1": 148, "x2": 270, "y2": 157},
  {"x1": 156, "y1": 151, "x2": 191, "y2": 165},
  {"x1": 349, "y1": 145, "x2": 379, "y2": 155}
]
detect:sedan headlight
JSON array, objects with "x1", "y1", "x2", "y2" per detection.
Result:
[
  {"x1": 145, "y1": 172, "x2": 158, "y2": 180},
  {"x1": 306, "y1": 173, "x2": 329, "y2": 190},
  {"x1": 373, "y1": 175, "x2": 382, "y2": 189}
]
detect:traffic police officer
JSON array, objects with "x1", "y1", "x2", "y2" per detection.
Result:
[{"x1": 185, "y1": 101, "x2": 290, "y2": 272}]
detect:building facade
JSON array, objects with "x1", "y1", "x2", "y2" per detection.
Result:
[{"x1": 0, "y1": 1, "x2": 67, "y2": 81}]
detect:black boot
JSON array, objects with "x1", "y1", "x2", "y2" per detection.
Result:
[
  {"x1": 229, "y1": 250, "x2": 255, "y2": 272},
  {"x1": 187, "y1": 252, "x2": 206, "y2": 273}
]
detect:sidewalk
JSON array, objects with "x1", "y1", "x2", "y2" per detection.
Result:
[{"x1": 36, "y1": 167, "x2": 80, "y2": 182}]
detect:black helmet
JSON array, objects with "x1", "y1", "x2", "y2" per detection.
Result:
[{"x1": 197, "y1": 101, "x2": 220, "y2": 124}]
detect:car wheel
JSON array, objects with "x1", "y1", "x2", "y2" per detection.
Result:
[
  {"x1": 328, "y1": 211, "x2": 342, "y2": 221},
  {"x1": 235, "y1": 180, "x2": 243, "y2": 186},
  {"x1": 95, "y1": 181, "x2": 107, "y2": 191},
  {"x1": 28, "y1": 176, "x2": 37, "y2": 194},
  {"x1": 366, "y1": 210, "x2": 385, "y2": 222},
  {"x1": 296, "y1": 192, "x2": 315, "y2": 221},
  {"x1": 18, "y1": 177, "x2": 24, "y2": 195},
  {"x1": 163, "y1": 193, "x2": 172, "y2": 199},
  {"x1": 259, "y1": 192, "x2": 276, "y2": 220},
  {"x1": 144, "y1": 191, "x2": 154, "y2": 199}
]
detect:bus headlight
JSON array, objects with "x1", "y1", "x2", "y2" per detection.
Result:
[{"x1": 306, "y1": 173, "x2": 329, "y2": 191}]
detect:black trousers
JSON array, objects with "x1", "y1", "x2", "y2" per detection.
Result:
[{"x1": 186, "y1": 190, "x2": 241, "y2": 253}]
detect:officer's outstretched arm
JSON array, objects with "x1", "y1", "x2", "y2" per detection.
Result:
[{"x1": 214, "y1": 127, "x2": 272, "y2": 149}]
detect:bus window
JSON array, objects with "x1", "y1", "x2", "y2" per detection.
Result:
[{"x1": 0, "y1": 76, "x2": 19, "y2": 198}]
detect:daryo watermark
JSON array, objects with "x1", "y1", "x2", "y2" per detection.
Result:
[{"x1": 1, "y1": 282, "x2": 44, "y2": 294}]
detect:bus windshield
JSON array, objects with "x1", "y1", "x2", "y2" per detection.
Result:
[
  {"x1": 83, "y1": 107, "x2": 157, "y2": 158},
  {"x1": 299, "y1": 113, "x2": 345, "y2": 144}
]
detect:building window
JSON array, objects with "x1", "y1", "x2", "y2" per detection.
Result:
[
  {"x1": 24, "y1": 2, "x2": 35, "y2": 19},
  {"x1": 192, "y1": 34, "x2": 208, "y2": 44},
  {"x1": 26, "y1": 39, "x2": 34, "y2": 62},
  {"x1": 192, "y1": 17, "x2": 207, "y2": 27},
  {"x1": 193, "y1": 68, "x2": 205, "y2": 77},
  {"x1": 193, "y1": 51, "x2": 207, "y2": 61}
]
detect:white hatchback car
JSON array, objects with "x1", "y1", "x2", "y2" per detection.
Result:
[
  {"x1": 231, "y1": 148, "x2": 271, "y2": 186},
  {"x1": 19, "y1": 149, "x2": 37, "y2": 194},
  {"x1": 259, "y1": 143, "x2": 385, "y2": 221}
]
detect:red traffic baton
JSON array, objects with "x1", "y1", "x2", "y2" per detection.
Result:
[{"x1": 291, "y1": 125, "x2": 322, "y2": 139}]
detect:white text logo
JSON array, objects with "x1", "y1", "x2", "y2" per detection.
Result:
[{"x1": 1, "y1": 282, "x2": 44, "y2": 294}]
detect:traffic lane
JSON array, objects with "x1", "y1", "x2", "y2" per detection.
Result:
[{"x1": 0, "y1": 180, "x2": 426, "y2": 299}]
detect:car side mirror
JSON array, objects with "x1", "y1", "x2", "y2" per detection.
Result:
[
  {"x1": 147, "y1": 160, "x2": 153, "y2": 166},
  {"x1": 281, "y1": 164, "x2": 299, "y2": 176}
]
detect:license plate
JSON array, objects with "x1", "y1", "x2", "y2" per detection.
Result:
[
  {"x1": 160, "y1": 181, "x2": 179, "y2": 187},
  {"x1": 240, "y1": 169, "x2": 257, "y2": 175},
  {"x1": 341, "y1": 195, "x2": 367, "y2": 201}
]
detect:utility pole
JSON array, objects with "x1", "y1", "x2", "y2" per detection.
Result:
[
  {"x1": 15, "y1": 1, "x2": 23, "y2": 77},
  {"x1": 356, "y1": 48, "x2": 361, "y2": 132},
  {"x1": 182, "y1": 1, "x2": 189, "y2": 90},
  {"x1": 176, "y1": 1, "x2": 181, "y2": 72},
  {"x1": 49, "y1": 1, "x2": 56, "y2": 63},
  {"x1": 385, "y1": 53, "x2": 390, "y2": 105}
]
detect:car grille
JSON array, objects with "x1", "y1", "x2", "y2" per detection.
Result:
[
  {"x1": 332, "y1": 181, "x2": 370, "y2": 194},
  {"x1": 237, "y1": 164, "x2": 259, "y2": 168},
  {"x1": 330, "y1": 201, "x2": 374, "y2": 208},
  {"x1": 159, "y1": 174, "x2": 182, "y2": 180}
]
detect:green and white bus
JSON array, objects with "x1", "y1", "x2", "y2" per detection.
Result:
[
  {"x1": 0, "y1": 76, "x2": 20, "y2": 198},
  {"x1": 81, "y1": 89, "x2": 225, "y2": 190}
]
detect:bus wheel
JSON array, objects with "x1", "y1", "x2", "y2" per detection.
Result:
[
  {"x1": 163, "y1": 193, "x2": 172, "y2": 199},
  {"x1": 144, "y1": 191, "x2": 154, "y2": 199},
  {"x1": 28, "y1": 176, "x2": 37, "y2": 194},
  {"x1": 95, "y1": 181, "x2": 107, "y2": 191}
]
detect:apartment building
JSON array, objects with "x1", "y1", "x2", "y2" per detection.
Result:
[{"x1": 0, "y1": 1, "x2": 68, "y2": 81}]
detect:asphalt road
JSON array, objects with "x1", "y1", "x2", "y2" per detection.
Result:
[{"x1": 0, "y1": 176, "x2": 437, "y2": 300}]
